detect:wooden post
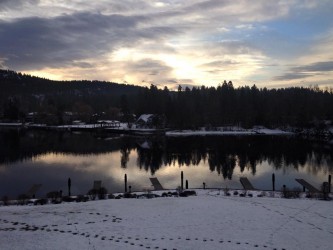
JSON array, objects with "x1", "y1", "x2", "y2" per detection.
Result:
[
  {"x1": 282, "y1": 184, "x2": 287, "y2": 198},
  {"x1": 186, "y1": 180, "x2": 188, "y2": 189},
  {"x1": 272, "y1": 173, "x2": 275, "y2": 191},
  {"x1": 181, "y1": 171, "x2": 184, "y2": 190},
  {"x1": 124, "y1": 174, "x2": 128, "y2": 193},
  {"x1": 329, "y1": 175, "x2": 331, "y2": 193},
  {"x1": 68, "y1": 178, "x2": 71, "y2": 196}
]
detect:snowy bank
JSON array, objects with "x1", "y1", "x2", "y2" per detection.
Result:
[
  {"x1": 0, "y1": 190, "x2": 332, "y2": 250},
  {"x1": 166, "y1": 128, "x2": 293, "y2": 136}
]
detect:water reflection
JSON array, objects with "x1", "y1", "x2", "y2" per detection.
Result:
[{"x1": 0, "y1": 129, "x2": 332, "y2": 198}]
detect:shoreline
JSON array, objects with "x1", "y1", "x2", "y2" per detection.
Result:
[
  {"x1": 0, "y1": 122, "x2": 295, "y2": 136},
  {"x1": 1, "y1": 187, "x2": 331, "y2": 207}
]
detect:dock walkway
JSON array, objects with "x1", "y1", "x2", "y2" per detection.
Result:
[
  {"x1": 149, "y1": 178, "x2": 164, "y2": 190},
  {"x1": 295, "y1": 179, "x2": 320, "y2": 192},
  {"x1": 240, "y1": 177, "x2": 256, "y2": 190}
]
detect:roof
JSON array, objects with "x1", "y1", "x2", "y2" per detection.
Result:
[{"x1": 137, "y1": 114, "x2": 154, "y2": 123}]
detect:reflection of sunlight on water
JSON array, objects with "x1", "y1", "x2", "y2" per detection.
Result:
[
  {"x1": 2, "y1": 135, "x2": 332, "y2": 199},
  {"x1": 0, "y1": 164, "x2": 6, "y2": 172}
]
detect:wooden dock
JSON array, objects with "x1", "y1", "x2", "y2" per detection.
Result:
[
  {"x1": 149, "y1": 177, "x2": 164, "y2": 190},
  {"x1": 295, "y1": 179, "x2": 320, "y2": 192},
  {"x1": 240, "y1": 177, "x2": 256, "y2": 190}
]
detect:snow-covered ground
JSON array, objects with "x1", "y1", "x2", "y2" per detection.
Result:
[
  {"x1": 166, "y1": 128, "x2": 292, "y2": 136},
  {"x1": 1, "y1": 190, "x2": 332, "y2": 250}
]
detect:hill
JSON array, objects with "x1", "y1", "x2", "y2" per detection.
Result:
[{"x1": 0, "y1": 69, "x2": 144, "y2": 122}]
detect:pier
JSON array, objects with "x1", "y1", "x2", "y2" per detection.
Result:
[
  {"x1": 295, "y1": 179, "x2": 320, "y2": 193},
  {"x1": 240, "y1": 177, "x2": 256, "y2": 190},
  {"x1": 149, "y1": 177, "x2": 164, "y2": 190}
]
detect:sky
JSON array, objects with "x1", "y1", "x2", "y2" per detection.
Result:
[{"x1": 0, "y1": 0, "x2": 333, "y2": 90}]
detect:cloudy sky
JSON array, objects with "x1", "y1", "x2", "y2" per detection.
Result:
[{"x1": 0, "y1": 0, "x2": 332, "y2": 89}]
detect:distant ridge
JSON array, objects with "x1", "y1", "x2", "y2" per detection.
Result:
[{"x1": 0, "y1": 69, "x2": 144, "y2": 96}]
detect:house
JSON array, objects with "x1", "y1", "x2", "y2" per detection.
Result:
[{"x1": 135, "y1": 114, "x2": 166, "y2": 129}]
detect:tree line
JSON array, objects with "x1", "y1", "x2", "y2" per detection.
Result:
[
  {"x1": 134, "y1": 81, "x2": 333, "y2": 129},
  {"x1": 1, "y1": 69, "x2": 333, "y2": 129}
]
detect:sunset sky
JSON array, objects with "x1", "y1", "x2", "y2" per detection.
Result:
[{"x1": 0, "y1": 0, "x2": 332, "y2": 90}]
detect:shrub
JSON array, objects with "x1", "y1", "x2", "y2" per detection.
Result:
[
  {"x1": 107, "y1": 194, "x2": 115, "y2": 199},
  {"x1": 1, "y1": 196, "x2": 9, "y2": 206},
  {"x1": 223, "y1": 186, "x2": 230, "y2": 196},
  {"x1": 34, "y1": 198, "x2": 48, "y2": 205},
  {"x1": 98, "y1": 187, "x2": 108, "y2": 200},
  {"x1": 17, "y1": 194, "x2": 29, "y2": 205},
  {"x1": 123, "y1": 192, "x2": 136, "y2": 198},
  {"x1": 182, "y1": 190, "x2": 196, "y2": 196},
  {"x1": 76, "y1": 195, "x2": 89, "y2": 202},
  {"x1": 87, "y1": 187, "x2": 108, "y2": 200},
  {"x1": 62, "y1": 196, "x2": 76, "y2": 202},
  {"x1": 87, "y1": 189, "x2": 98, "y2": 200},
  {"x1": 239, "y1": 191, "x2": 247, "y2": 197},
  {"x1": 281, "y1": 186, "x2": 292, "y2": 198},
  {"x1": 282, "y1": 187, "x2": 302, "y2": 199},
  {"x1": 291, "y1": 187, "x2": 302, "y2": 198}
]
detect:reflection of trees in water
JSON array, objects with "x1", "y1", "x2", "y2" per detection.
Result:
[
  {"x1": 134, "y1": 136, "x2": 333, "y2": 178},
  {"x1": 120, "y1": 137, "x2": 133, "y2": 168},
  {"x1": 208, "y1": 152, "x2": 236, "y2": 180},
  {"x1": 1, "y1": 129, "x2": 332, "y2": 178},
  {"x1": 0, "y1": 129, "x2": 130, "y2": 164},
  {"x1": 136, "y1": 139, "x2": 165, "y2": 175}
]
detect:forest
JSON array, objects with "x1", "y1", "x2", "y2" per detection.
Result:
[{"x1": 1, "y1": 69, "x2": 333, "y2": 129}]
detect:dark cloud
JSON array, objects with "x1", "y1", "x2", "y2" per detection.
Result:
[
  {"x1": 126, "y1": 59, "x2": 173, "y2": 76},
  {"x1": 72, "y1": 62, "x2": 94, "y2": 68},
  {"x1": 0, "y1": 0, "x2": 39, "y2": 10},
  {"x1": 293, "y1": 61, "x2": 333, "y2": 72},
  {"x1": 274, "y1": 61, "x2": 333, "y2": 81},
  {"x1": 0, "y1": 12, "x2": 179, "y2": 70},
  {"x1": 201, "y1": 60, "x2": 239, "y2": 68},
  {"x1": 274, "y1": 72, "x2": 310, "y2": 81},
  {"x1": 167, "y1": 79, "x2": 178, "y2": 83}
]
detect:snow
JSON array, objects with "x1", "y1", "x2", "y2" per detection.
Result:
[
  {"x1": 1, "y1": 190, "x2": 332, "y2": 250},
  {"x1": 138, "y1": 141, "x2": 151, "y2": 149},
  {"x1": 137, "y1": 114, "x2": 153, "y2": 123},
  {"x1": 0, "y1": 123, "x2": 23, "y2": 126},
  {"x1": 0, "y1": 123, "x2": 294, "y2": 136},
  {"x1": 166, "y1": 128, "x2": 293, "y2": 136}
]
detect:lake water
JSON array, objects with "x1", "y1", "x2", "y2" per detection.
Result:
[{"x1": 0, "y1": 129, "x2": 332, "y2": 199}]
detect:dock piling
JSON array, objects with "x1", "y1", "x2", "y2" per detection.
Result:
[
  {"x1": 68, "y1": 178, "x2": 71, "y2": 196},
  {"x1": 181, "y1": 171, "x2": 184, "y2": 190},
  {"x1": 124, "y1": 174, "x2": 128, "y2": 193},
  {"x1": 329, "y1": 175, "x2": 331, "y2": 193}
]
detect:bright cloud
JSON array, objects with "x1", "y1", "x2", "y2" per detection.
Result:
[{"x1": 0, "y1": 0, "x2": 332, "y2": 89}]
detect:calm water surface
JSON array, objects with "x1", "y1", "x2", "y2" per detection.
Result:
[{"x1": 0, "y1": 129, "x2": 332, "y2": 198}]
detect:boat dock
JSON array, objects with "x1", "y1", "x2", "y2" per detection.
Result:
[
  {"x1": 240, "y1": 177, "x2": 256, "y2": 190},
  {"x1": 295, "y1": 179, "x2": 320, "y2": 192},
  {"x1": 149, "y1": 177, "x2": 164, "y2": 190}
]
